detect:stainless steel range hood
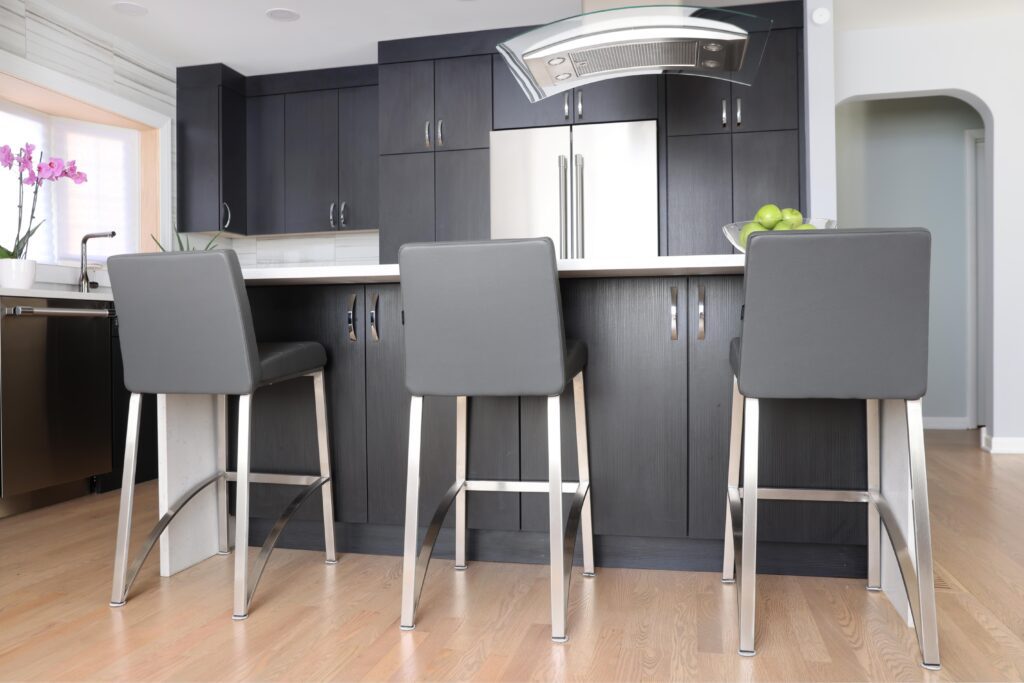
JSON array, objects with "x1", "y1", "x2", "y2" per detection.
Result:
[{"x1": 497, "y1": 5, "x2": 773, "y2": 103}]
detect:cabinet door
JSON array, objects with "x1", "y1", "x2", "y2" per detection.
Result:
[
  {"x1": 435, "y1": 149, "x2": 489, "y2": 242},
  {"x1": 379, "y1": 61, "x2": 435, "y2": 154},
  {"x1": 492, "y1": 56, "x2": 572, "y2": 130},
  {"x1": 731, "y1": 28, "x2": 800, "y2": 133},
  {"x1": 339, "y1": 85, "x2": 379, "y2": 229},
  {"x1": 732, "y1": 130, "x2": 800, "y2": 222},
  {"x1": 244, "y1": 285, "x2": 368, "y2": 524},
  {"x1": 284, "y1": 90, "x2": 340, "y2": 232},
  {"x1": 364, "y1": 285, "x2": 520, "y2": 531},
  {"x1": 176, "y1": 86, "x2": 221, "y2": 232},
  {"x1": 220, "y1": 86, "x2": 247, "y2": 233},
  {"x1": 667, "y1": 134, "x2": 733, "y2": 255},
  {"x1": 572, "y1": 75, "x2": 659, "y2": 124},
  {"x1": 665, "y1": 75, "x2": 732, "y2": 135},
  {"x1": 521, "y1": 278, "x2": 688, "y2": 538},
  {"x1": 687, "y1": 276, "x2": 743, "y2": 539},
  {"x1": 378, "y1": 153, "x2": 434, "y2": 264},
  {"x1": 246, "y1": 95, "x2": 285, "y2": 235},
  {"x1": 434, "y1": 55, "x2": 491, "y2": 151}
]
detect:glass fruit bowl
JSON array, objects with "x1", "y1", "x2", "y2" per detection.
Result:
[{"x1": 723, "y1": 218, "x2": 838, "y2": 253}]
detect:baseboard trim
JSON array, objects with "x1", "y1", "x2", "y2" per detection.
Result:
[
  {"x1": 248, "y1": 519, "x2": 867, "y2": 579},
  {"x1": 981, "y1": 427, "x2": 1024, "y2": 454},
  {"x1": 923, "y1": 416, "x2": 973, "y2": 430}
]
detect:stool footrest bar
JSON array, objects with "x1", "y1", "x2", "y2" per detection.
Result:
[
  {"x1": 739, "y1": 487, "x2": 871, "y2": 503},
  {"x1": 464, "y1": 480, "x2": 584, "y2": 494}
]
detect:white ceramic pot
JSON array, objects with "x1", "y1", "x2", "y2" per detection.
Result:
[{"x1": 0, "y1": 259, "x2": 36, "y2": 289}]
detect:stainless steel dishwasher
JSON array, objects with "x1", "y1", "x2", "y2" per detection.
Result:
[{"x1": 1, "y1": 296, "x2": 113, "y2": 506}]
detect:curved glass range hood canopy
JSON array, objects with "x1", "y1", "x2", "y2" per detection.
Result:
[{"x1": 497, "y1": 5, "x2": 773, "y2": 103}]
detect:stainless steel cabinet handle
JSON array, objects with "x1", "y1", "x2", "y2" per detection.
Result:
[
  {"x1": 3, "y1": 306, "x2": 113, "y2": 318},
  {"x1": 437, "y1": 119, "x2": 444, "y2": 147},
  {"x1": 736, "y1": 97, "x2": 742, "y2": 127},
  {"x1": 424, "y1": 120, "x2": 431, "y2": 148},
  {"x1": 329, "y1": 201, "x2": 337, "y2": 229},
  {"x1": 347, "y1": 293, "x2": 358, "y2": 341},
  {"x1": 558, "y1": 155, "x2": 569, "y2": 259},
  {"x1": 370, "y1": 293, "x2": 380, "y2": 341},
  {"x1": 722, "y1": 98, "x2": 728, "y2": 127},
  {"x1": 222, "y1": 202, "x2": 231, "y2": 230},
  {"x1": 577, "y1": 90, "x2": 583, "y2": 119},
  {"x1": 339, "y1": 201, "x2": 347, "y2": 228},
  {"x1": 563, "y1": 92, "x2": 570, "y2": 120},
  {"x1": 574, "y1": 153, "x2": 584, "y2": 259},
  {"x1": 697, "y1": 284, "x2": 706, "y2": 340},
  {"x1": 670, "y1": 286, "x2": 679, "y2": 341}
]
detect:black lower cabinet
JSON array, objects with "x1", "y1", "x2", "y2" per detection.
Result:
[{"x1": 379, "y1": 154, "x2": 434, "y2": 264}]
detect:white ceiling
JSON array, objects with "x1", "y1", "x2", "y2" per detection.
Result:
[{"x1": 45, "y1": 0, "x2": 584, "y2": 75}]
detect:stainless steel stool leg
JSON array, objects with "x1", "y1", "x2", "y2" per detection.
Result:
[
  {"x1": 866, "y1": 398, "x2": 881, "y2": 590},
  {"x1": 313, "y1": 371, "x2": 338, "y2": 564},
  {"x1": 548, "y1": 394, "x2": 569, "y2": 642},
  {"x1": 216, "y1": 394, "x2": 230, "y2": 555},
  {"x1": 232, "y1": 394, "x2": 253, "y2": 620},
  {"x1": 573, "y1": 372, "x2": 595, "y2": 577},
  {"x1": 400, "y1": 396, "x2": 424, "y2": 630},
  {"x1": 737, "y1": 397, "x2": 759, "y2": 656},
  {"x1": 110, "y1": 392, "x2": 142, "y2": 607},
  {"x1": 907, "y1": 399, "x2": 941, "y2": 670},
  {"x1": 723, "y1": 376, "x2": 743, "y2": 583},
  {"x1": 454, "y1": 396, "x2": 468, "y2": 570}
]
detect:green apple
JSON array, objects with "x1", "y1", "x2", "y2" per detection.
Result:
[
  {"x1": 739, "y1": 221, "x2": 769, "y2": 248},
  {"x1": 795, "y1": 223, "x2": 816, "y2": 230},
  {"x1": 754, "y1": 203, "x2": 783, "y2": 228},
  {"x1": 780, "y1": 208, "x2": 803, "y2": 225},
  {"x1": 773, "y1": 222, "x2": 795, "y2": 231}
]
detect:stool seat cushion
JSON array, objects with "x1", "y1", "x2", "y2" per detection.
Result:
[
  {"x1": 565, "y1": 339, "x2": 587, "y2": 384},
  {"x1": 730, "y1": 337, "x2": 742, "y2": 378},
  {"x1": 258, "y1": 342, "x2": 326, "y2": 386}
]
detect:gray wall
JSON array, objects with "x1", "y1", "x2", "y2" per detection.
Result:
[{"x1": 836, "y1": 96, "x2": 983, "y2": 425}]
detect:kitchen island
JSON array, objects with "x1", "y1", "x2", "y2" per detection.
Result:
[{"x1": 147, "y1": 254, "x2": 915, "y2": 624}]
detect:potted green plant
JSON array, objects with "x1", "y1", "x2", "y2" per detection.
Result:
[{"x1": 0, "y1": 143, "x2": 87, "y2": 289}]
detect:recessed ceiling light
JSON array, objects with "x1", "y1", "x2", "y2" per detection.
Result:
[
  {"x1": 111, "y1": 1, "x2": 148, "y2": 16},
  {"x1": 266, "y1": 7, "x2": 301, "y2": 22}
]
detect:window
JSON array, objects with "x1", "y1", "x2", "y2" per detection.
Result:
[{"x1": 0, "y1": 99, "x2": 140, "y2": 264}]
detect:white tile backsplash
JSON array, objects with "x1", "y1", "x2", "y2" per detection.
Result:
[{"x1": 225, "y1": 230, "x2": 379, "y2": 268}]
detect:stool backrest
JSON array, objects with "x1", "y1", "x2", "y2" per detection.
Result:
[
  {"x1": 108, "y1": 250, "x2": 261, "y2": 395},
  {"x1": 399, "y1": 238, "x2": 567, "y2": 397},
  {"x1": 738, "y1": 228, "x2": 930, "y2": 399}
]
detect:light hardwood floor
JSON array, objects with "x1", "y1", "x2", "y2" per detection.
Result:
[{"x1": 0, "y1": 430, "x2": 1022, "y2": 681}]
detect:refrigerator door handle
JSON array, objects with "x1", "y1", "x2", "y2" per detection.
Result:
[
  {"x1": 558, "y1": 155, "x2": 569, "y2": 259},
  {"x1": 574, "y1": 153, "x2": 584, "y2": 259}
]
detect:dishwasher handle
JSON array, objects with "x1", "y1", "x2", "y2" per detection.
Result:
[{"x1": 4, "y1": 306, "x2": 114, "y2": 318}]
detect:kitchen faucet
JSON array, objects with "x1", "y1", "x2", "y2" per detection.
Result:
[{"x1": 80, "y1": 231, "x2": 117, "y2": 292}]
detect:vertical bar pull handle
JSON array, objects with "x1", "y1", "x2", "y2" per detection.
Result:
[
  {"x1": 424, "y1": 120, "x2": 432, "y2": 148},
  {"x1": 222, "y1": 202, "x2": 231, "y2": 230},
  {"x1": 574, "y1": 154, "x2": 584, "y2": 259},
  {"x1": 437, "y1": 119, "x2": 444, "y2": 147},
  {"x1": 722, "y1": 99, "x2": 728, "y2": 127},
  {"x1": 563, "y1": 92, "x2": 570, "y2": 120},
  {"x1": 558, "y1": 155, "x2": 569, "y2": 259},
  {"x1": 329, "y1": 202, "x2": 337, "y2": 229},
  {"x1": 338, "y1": 201, "x2": 347, "y2": 228},
  {"x1": 736, "y1": 97, "x2": 742, "y2": 127},
  {"x1": 577, "y1": 90, "x2": 583, "y2": 119},
  {"x1": 370, "y1": 293, "x2": 380, "y2": 341},
  {"x1": 670, "y1": 286, "x2": 679, "y2": 341},
  {"x1": 697, "y1": 284, "x2": 706, "y2": 340},
  {"x1": 347, "y1": 293, "x2": 358, "y2": 341}
]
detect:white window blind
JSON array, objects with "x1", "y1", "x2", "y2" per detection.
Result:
[{"x1": 0, "y1": 99, "x2": 140, "y2": 264}]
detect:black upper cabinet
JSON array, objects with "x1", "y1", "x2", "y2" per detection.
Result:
[
  {"x1": 435, "y1": 149, "x2": 490, "y2": 243},
  {"x1": 571, "y1": 76, "x2": 659, "y2": 124},
  {"x1": 378, "y1": 153, "x2": 434, "y2": 264},
  {"x1": 338, "y1": 85, "x2": 379, "y2": 229},
  {"x1": 667, "y1": 134, "x2": 734, "y2": 255},
  {"x1": 285, "y1": 90, "x2": 340, "y2": 232},
  {"x1": 731, "y1": 29, "x2": 800, "y2": 133},
  {"x1": 434, "y1": 55, "x2": 492, "y2": 150},
  {"x1": 379, "y1": 61, "x2": 435, "y2": 154},
  {"x1": 246, "y1": 95, "x2": 285, "y2": 235},
  {"x1": 732, "y1": 130, "x2": 801, "y2": 222},
  {"x1": 665, "y1": 75, "x2": 732, "y2": 136},
  {"x1": 492, "y1": 56, "x2": 571, "y2": 129},
  {"x1": 177, "y1": 78, "x2": 246, "y2": 233}
]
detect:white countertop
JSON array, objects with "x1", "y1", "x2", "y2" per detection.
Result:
[
  {"x1": 0, "y1": 286, "x2": 113, "y2": 302},
  {"x1": 242, "y1": 254, "x2": 744, "y2": 285}
]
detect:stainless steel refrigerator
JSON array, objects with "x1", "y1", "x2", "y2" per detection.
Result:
[{"x1": 490, "y1": 121, "x2": 658, "y2": 259}]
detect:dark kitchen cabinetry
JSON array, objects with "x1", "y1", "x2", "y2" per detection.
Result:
[
  {"x1": 338, "y1": 85, "x2": 379, "y2": 229},
  {"x1": 732, "y1": 130, "x2": 800, "y2": 224},
  {"x1": 492, "y1": 56, "x2": 571, "y2": 129},
  {"x1": 177, "y1": 65, "x2": 246, "y2": 233},
  {"x1": 378, "y1": 153, "x2": 434, "y2": 264},
  {"x1": 285, "y1": 90, "x2": 340, "y2": 232},
  {"x1": 667, "y1": 134, "x2": 733, "y2": 255},
  {"x1": 434, "y1": 149, "x2": 490, "y2": 243},
  {"x1": 378, "y1": 61, "x2": 435, "y2": 155},
  {"x1": 245, "y1": 95, "x2": 285, "y2": 235},
  {"x1": 521, "y1": 278, "x2": 688, "y2": 538}
]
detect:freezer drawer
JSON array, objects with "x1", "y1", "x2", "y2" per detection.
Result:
[{"x1": 1, "y1": 297, "x2": 113, "y2": 498}]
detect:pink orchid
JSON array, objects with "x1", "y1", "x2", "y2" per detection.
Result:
[
  {"x1": 71, "y1": 171, "x2": 87, "y2": 184},
  {"x1": 23, "y1": 169, "x2": 37, "y2": 185},
  {"x1": 37, "y1": 157, "x2": 65, "y2": 181},
  {"x1": 0, "y1": 145, "x2": 12, "y2": 169},
  {"x1": 63, "y1": 160, "x2": 77, "y2": 177}
]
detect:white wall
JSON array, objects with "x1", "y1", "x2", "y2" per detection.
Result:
[
  {"x1": 836, "y1": 97, "x2": 983, "y2": 426},
  {"x1": 807, "y1": 0, "x2": 1024, "y2": 452}
]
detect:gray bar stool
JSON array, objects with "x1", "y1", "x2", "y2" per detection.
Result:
[
  {"x1": 107, "y1": 250, "x2": 337, "y2": 620},
  {"x1": 722, "y1": 228, "x2": 939, "y2": 669},
  {"x1": 398, "y1": 238, "x2": 594, "y2": 643}
]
